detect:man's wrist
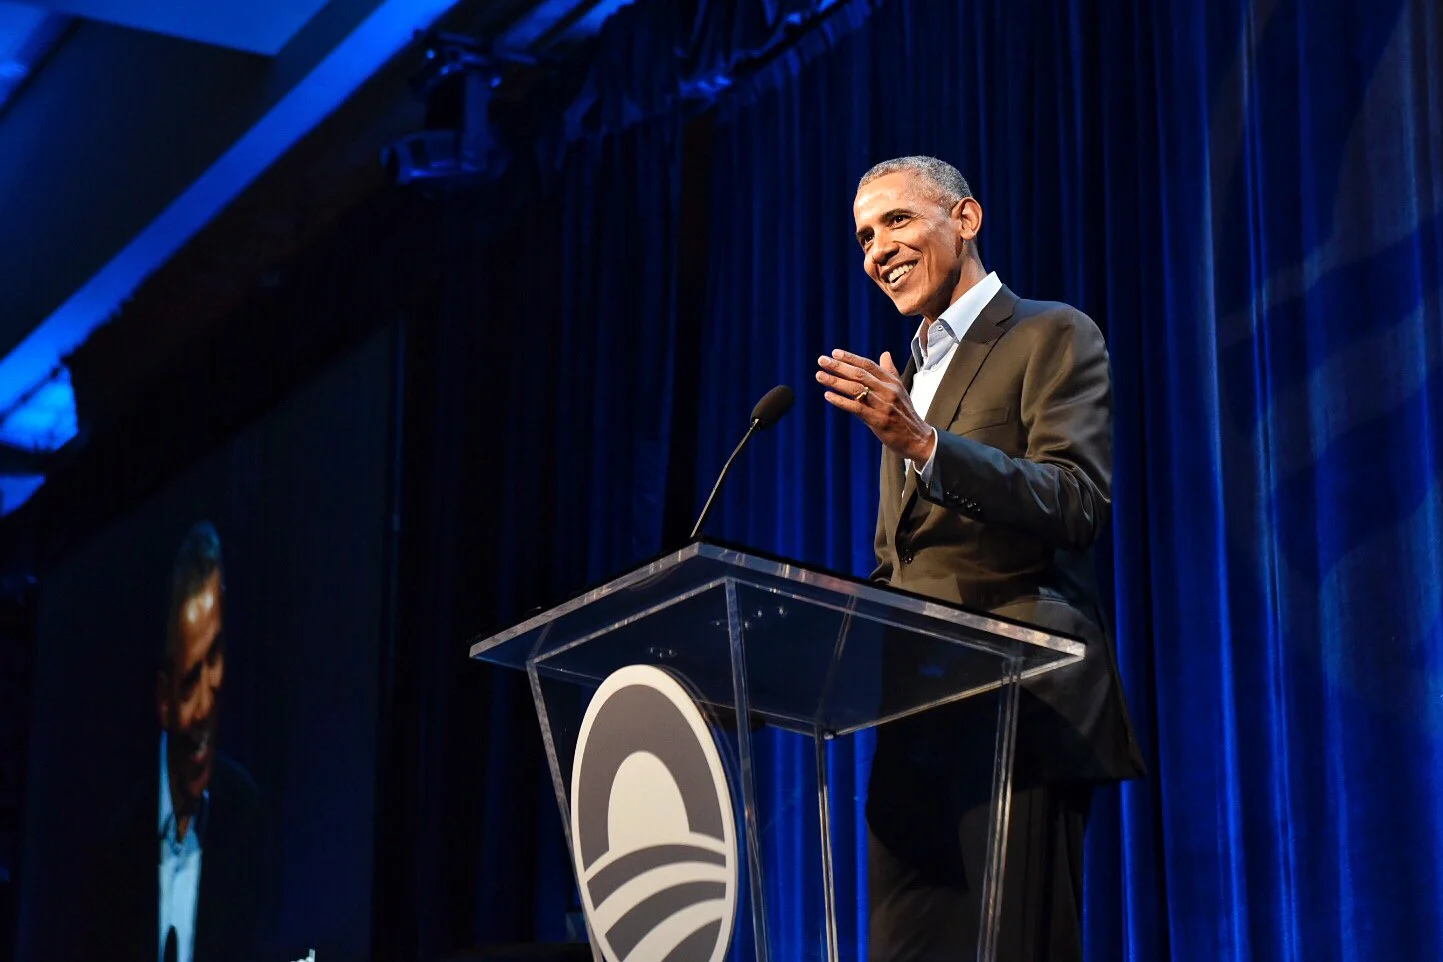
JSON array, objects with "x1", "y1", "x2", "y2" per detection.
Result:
[{"x1": 911, "y1": 428, "x2": 937, "y2": 465}]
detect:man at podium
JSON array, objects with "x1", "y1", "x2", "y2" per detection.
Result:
[{"x1": 815, "y1": 155, "x2": 1146, "y2": 961}]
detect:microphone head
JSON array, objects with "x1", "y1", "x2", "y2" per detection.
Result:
[{"x1": 750, "y1": 384, "x2": 795, "y2": 429}]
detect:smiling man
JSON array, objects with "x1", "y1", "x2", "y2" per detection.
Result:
[
  {"x1": 160, "y1": 527, "x2": 226, "y2": 851},
  {"x1": 154, "y1": 522, "x2": 231, "y2": 962},
  {"x1": 90, "y1": 522, "x2": 270, "y2": 962},
  {"x1": 816, "y1": 156, "x2": 1145, "y2": 960}
]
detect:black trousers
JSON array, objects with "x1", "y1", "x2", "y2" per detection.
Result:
[{"x1": 866, "y1": 694, "x2": 1093, "y2": 962}]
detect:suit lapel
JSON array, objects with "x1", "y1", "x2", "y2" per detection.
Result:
[{"x1": 894, "y1": 285, "x2": 1019, "y2": 524}]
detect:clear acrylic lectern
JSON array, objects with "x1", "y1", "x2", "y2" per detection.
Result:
[{"x1": 469, "y1": 541, "x2": 1084, "y2": 962}]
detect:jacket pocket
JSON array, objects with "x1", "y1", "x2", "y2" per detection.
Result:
[{"x1": 953, "y1": 406, "x2": 1012, "y2": 435}]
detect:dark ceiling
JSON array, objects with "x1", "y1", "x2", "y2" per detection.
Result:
[{"x1": 0, "y1": 0, "x2": 635, "y2": 510}]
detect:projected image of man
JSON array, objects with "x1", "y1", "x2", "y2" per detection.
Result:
[
  {"x1": 92, "y1": 521, "x2": 269, "y2": 962},
  {"x1": 155, "y1": 522, "x2": 228, "y2": 962}
]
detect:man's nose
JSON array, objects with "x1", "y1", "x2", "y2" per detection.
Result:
[{"x1": 869, "y1": 234, "x2": 897, "y2": 267}]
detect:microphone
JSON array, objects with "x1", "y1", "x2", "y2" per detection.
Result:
[
  {"x1": 690, "y1": 385, "x2": 794, "y2": 540},
  {"x1": 748, "y1": 384, "x2": 795, "y2": 430}
]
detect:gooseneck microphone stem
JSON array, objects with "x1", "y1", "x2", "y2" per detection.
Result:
[
  {"x1": 690, "y1": 420, "x2": 761, "y2": 541},
  {"x1": 690, "y1": 384, "x2": 793, "y2": 541}
]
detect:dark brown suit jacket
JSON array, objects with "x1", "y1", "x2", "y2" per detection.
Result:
[
  {"x1": 77, "y1": 754, "x2": 275, "y2": 962},
  {"x1": 870, "y1": 284, "x2": 1144, "y2": 787}
]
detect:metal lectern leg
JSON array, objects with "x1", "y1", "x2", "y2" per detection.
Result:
[
  {"x1": 726, "y1": 579, "x2": 770, "y2": 962},
  {"x1": 815, "y1": 731, "x2": 841, "y2": 962},
  {"x1": 975, "y1": 655, "x2": 1023, "y2": 962}
]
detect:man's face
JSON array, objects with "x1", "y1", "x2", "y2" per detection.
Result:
[
  {"x1": 853, "y1": 170, "x2": 976, "y2": 321},
  {"x1": 157, "y1": 570, "x2": 225, "y2": 809}
]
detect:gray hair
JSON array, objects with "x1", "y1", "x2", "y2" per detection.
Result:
[{"x1": 858, "y1": 155, "x2": 973, "y2": 210}]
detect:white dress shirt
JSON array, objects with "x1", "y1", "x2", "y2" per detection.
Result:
[
  {"x1": 158, "y1": 732, "x2": 204, "y2": 962},
  {"x1": 906, "y1": 271, "x2": 1003, "y2": 481}
]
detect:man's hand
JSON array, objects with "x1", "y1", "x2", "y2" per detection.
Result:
[{"x1": 816, "y1": 349, "x2": 936, "y2": 464}]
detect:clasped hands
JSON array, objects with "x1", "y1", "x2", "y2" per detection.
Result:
[{"x1": 816, "y1": 349, "x2": 935, "y2": 464}]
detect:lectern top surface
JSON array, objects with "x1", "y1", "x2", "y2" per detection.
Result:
[
  {"x1": 468, "y1": 540, "x2": 1083, "y2": 662},
  {"x1": 469, "y1": 540, "x2": 1085, "y2": 735}
]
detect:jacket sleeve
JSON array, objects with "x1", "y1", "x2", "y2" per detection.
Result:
[
  {"x1": 916, "y1": 308, "x2": 1112, "y2": 549},
  {"x1": 870, "y1": 490, "x2": 893, "y2": 583}
]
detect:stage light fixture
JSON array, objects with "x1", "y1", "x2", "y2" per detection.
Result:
[{"x1": 381, "y1": 33, "x2": 530, "y2": 185}]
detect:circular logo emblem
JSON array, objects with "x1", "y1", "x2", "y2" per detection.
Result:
[{"x1": 570, "y1": 665, "x2": 739, "y2": 962}]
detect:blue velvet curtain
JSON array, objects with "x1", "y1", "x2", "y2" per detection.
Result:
[
  {"x1": 690, "y1": 0, "x2": 1443, "y2": 957},
  {"x1": 404, "y1": 0, "x2": 1443, "y2": 958}
]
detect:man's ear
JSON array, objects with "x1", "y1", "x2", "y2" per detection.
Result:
[
  {"x1": 957, "y1": 197, "x2": 982, "y2": 240},
  {"x1": 952, "y1": 197, "x2": 982, "y2": 256}
]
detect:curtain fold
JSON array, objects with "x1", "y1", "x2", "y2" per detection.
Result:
[{"x1": 381, "y1": 117, "x2": 686, "y2": 959}]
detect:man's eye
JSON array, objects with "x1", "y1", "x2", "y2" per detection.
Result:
[{"x1": 890, "y1": 214, "x2": 907, "y2": 226}]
